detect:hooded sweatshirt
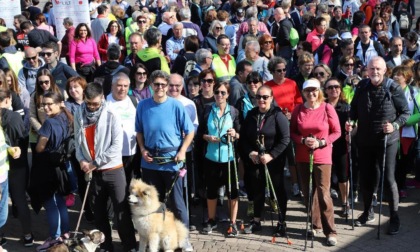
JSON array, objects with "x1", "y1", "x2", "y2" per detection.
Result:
[
  {"x1": 17, "y1": 57, "x2": 46, "y2": 94},
  {"x1": 39, "y1": 62, "x2": 78, "y2": 93}
]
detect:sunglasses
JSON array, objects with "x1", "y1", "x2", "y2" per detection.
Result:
[
  {"x1": 276, "y1": 69, "x2": 286, "y2": 73},
  {"x1": 214, "y1": 90, "x2": 227, "y2": 96},
  {"x1": 375, "y1": 6, "x2": 381, "y2": 10},
  {"x1": 256, "y1": 95, "x2": 271, "y2": 100},
  {"x1": 304, "y1": 88, "x2": 319, "y2": 93},
  {"x1": 42, "y1": 102, "x2": 55, "y2": 107},
  {"x1": 201, "y1": 78, "x2": 214, "y2": 84},
  {"x1": 344, "y1": 63, "x2": 354, "y2": 67},
  {"x1": 314, "y1": 72, "x2": 326, "y2": 77},
  {"x1": 26, "y1": 56, "x2": 37, "y2": 61},
  {"x1": 326, "y1": 85, "x2": 340, "y2": 90},
  {"x1": 39, "y1": 52, "x2": 53, "y2": 57},
  {"x1": 39, "y1": 80, "x2": 50, "y2": 85},
  {"x1": 247, "y1": 79, "x2": 260, "y2": 84},
  {"x1": 375, "y1": 22, "x2": 384, "y2": 26},
  {"x1": 264, "y1": 41, "x2": 273, "y2": 44},
  {"x1": 138, "y1": 20, "x2": 147, "y2": 24},
  {"x1": 215, "y1": 27, "x2": 223, "y2": 30},
  {"x1": 297, "y1": 46, "x2": 303, "y2": 50},
  {"x1": 136, "y1": 71, "x2": 147, "y2": 76},
  {"x1": 153, "y1": 82, "x2": 168, "y2": 88},
  {"x1": 85, "y1": 101, "x2": 101, "y2": 107}
]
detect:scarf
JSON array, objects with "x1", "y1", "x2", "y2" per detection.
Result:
[{"x1": 82, "y1": 102, "x2": 104, "y2": 127}]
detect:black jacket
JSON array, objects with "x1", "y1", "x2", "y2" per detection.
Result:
[{"x1": 350, "y1": 77, "x2": 410, "y2": 146}]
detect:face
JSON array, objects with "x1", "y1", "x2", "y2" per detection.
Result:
[
  {"x1": 187, "y1": 81, "x2": 200, "y2": 97},
  {"x1": 273, "y1": 10, "x2": 281, "y2": 22},
  {"x1": 42, "y1": 97, "x2": 61, "y2": 117},
  {"x1": 316, "y1": 21, "x2": 327, "y2": 34},
  {"x1": 112, "y1": 79, "x2": 130, "y2": 101},
  {"x1": 135, "y1": 67, "x2": 147, "y2": 83},
  {"x1": 68, "y1": 81, "x2": 84, "y2": 101},
  {"x1": 13, "y1": 19, "x2": 20, "y2": 30},
  {"x1": 273, "y1": 63, "x2": 287, "y2": 82},
  {"x1": 152, "y1": 77, "x2": 168, "y2": 100},
  {"x1": 367, "y1": 59, "x2": 386, "y2": 85},
  {"x1": 313, "y1": 67, "x2": 329, "y2": 84},
  {"x1": 391, "y1": 39, "x2": 403, "y2": 55},
  {"x1": 214, "y1": 84, "x2": 228, "y2": 104},
  {"x1": 334, "y1": 8, "x2": 342, "y2": 18},
  {"x1": 213, "y1": 24, "x2": 223, "y2": 36},
  {"x1": 110, "y1": 23, "x2": 119, "y2": 34},
  {"x1": 137, "y1": 18, "x2": 147, "y2": 30},
  {"x1": 393, "y1": 73, "x2": 407, "y2": 85},
  {"x1": 173, "y1": 25, "x2": 183, "y2": 38},
  {"x1": 374, "y1": 20, "x2": 384, "y2": 31},
  {"x1": 359, "y1": 28, "x2": 371, "y2": 41},
  {"x1": 168, "y1": 75, "x2": 183, "y2": 98},
  {"x1": 375, "y1": 5, "x2": 381, "y2": 14},
  {"x1": 85, "y1": 95, "x2": 103, "y2": 112},
  {"x1": 325, "y1": 80, "x2": 341, "y2": 100},
  {"x1": 130, "y1": 36, "x2": 142, "y2": 53},
  {"x1": 382, "y1": 11, "x2": 390, "y2": 21},
  {"x1": 246, "y1": 78, "x2": 262, "y2": 95},
  {"x1": 239, "y1": 65, "x2": 253, "y2": 82},
  {"x1": 343, "y1": 59, "x2": 354, "y2": 74},
  {"x1": 248, "y1": 21, "x2": 258, "y2": 35},
  {"x1": 263, "y1": 39, "x2": 273, "y2": 50},
  {"x1": 303, "y1": 87, "x2": 319, "y2": 102},
  {"x1": 38, "y1": 75, "x2": 51, "y2": 91},
  {"x1": 300, "y1": 61, "x2": 314, "y2": 77},
  {"x1": 217, "y1": 38, "x2": 230, "y2": 55},
  {"x1": 342, "y1": 44, "x2": 354, "y2": 57},
  {"x1": 25, "y1": 51, "x2": 38, "y2": 67},
  {"x1": 200, "y1": 73, "x2": 215, "y2": 93},
  {"x1": 245, "y1": 45, "x2": 258, "y2": 60},
  {"x1": 40, "y1": 48, "x2": 58, "y2": 64},
  {"x1": 79, "y1": 26, "x2": 88, "y2": 38},
  {"x1": 256, "y1": 87, "x2": 273, "y2": 111},
  {"x1": 6, "y1": 76, "x2": 12, "y2": 88}
]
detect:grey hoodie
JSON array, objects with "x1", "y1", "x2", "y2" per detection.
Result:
[{"x1": 18, "y1": 57, "x2": 45, "y2": 94}]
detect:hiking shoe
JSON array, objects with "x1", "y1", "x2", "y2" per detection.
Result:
[
  {"x1": 226, "y1": 223, "x2": 238, "y2": 237},
  {"x1": 65, "y1": 194, "x2": 76, "y2": 207},
  {"x1": 326, "y1": 235, "x2": 338, "y2": 246},
  {"x1": 184, "y1": 239, "x2": 193, "y2": 252},
  {"x1": 273, "y1": 222, "x2": 287, "y2": 237},
  {"x1": 353, "y1": 191, "x2": 359, "y2": 203},
  {"x1": 330, "y1": 189, "x2": 339, "y2": 199},
  {"x1": 247, "y1": 202, "x2": 254, "y2": 217},
  {"x1": 355, "y1": 209, "x2": 375, "y2": 227},
  {"x1": 372, "y1": 193, "x2": 378, "y2": 207},
  {"x1": 189, "y1": 225, "x2": 196, "y2": 231},
  {"x1": 23, "y1": 233, "x2": 34, "y2": 247},
  {"x1": 244, "y1": 220, "x2": 262, "y2": 234},
  {"x1": 202, "y1": 219, "x2": 217, "y2": 234},
  {"x1": 292, "y1": 183, "x2": 301, "y2": 197},
  {"x1": 341, "y1": 204, "x2": 350, "y2": 217},
  {"x1": 388, "y1": 212, "x2": 400, "y2": 235}
]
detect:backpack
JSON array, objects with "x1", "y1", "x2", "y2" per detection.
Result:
[
  {"x1": 289, "y1": 27, "x2": 299, "y2": 48},
  {"x1": 183, "y1": 58, "x2": 197, "y2": 81},
  {"x1": 399, "y1": 12, "x2": 410, "y2": 30}
]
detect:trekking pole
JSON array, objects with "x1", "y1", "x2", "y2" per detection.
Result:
[
  {"x1": 347, "y1": 116, "x2": 354, "y2": 230},
  {"x1": 227, "y1": 135, "x2": 232, "y2": 196},
  {"x1": 230, "y1": 135, "x2": 239, "y2": 191},
  {"x1": 73, "y1": 172, "x2": 93, "y2": 240},
  {"x1": 378, "y1": 127, "x2": 388, "y2": 240},
  {"x1": 304, "y1": 134, "x2": 315, "y2": 250}
]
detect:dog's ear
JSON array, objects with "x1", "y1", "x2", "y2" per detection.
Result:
[{"x1": 82, "y1": 229, "x2": 90, "y2": 236}]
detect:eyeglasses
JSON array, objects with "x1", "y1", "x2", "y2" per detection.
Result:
[
  {"x1": 247, "y1": 79, "x2": 260, "y2": 84},
  {"x1": 26, "y1": 56, "x2": 37, "y2": 61},
  {"x1": 344, "y1": 63, "x2": 354, "y2": 67},
  {"x1": 375, "y1": 6, "x2": 381, "y2": 10},
  {"x1": 304, "y1": 88, "x2": 319, "y2": 93},
  {"x1": 79, "y1": 29, "x2": 88, "y2": 32},
  {"x1": 111, "y1": 25, "x2": 119, "y2": 28},
  {"x1": 214, "y1": 90, "x2": 227, "y2": 96},
  {"x1": 153, "y1": 82, "x2": 168, "y2": 88},
  {"x1": 264, "y1": 41, "x2": 273, "y2": 44},
  {"x1": 85, "y1": 101, "x2": 102, "y2": 107},
  {"x1": 375, "y1": 22, "x2": 384, "y2": 26},
  {"x1": 39, "y1": 80, "x2": 50, "y2": 85},
  {"x1": 201, "y1": 78, "x2": 214, "y2": 84},
  {"x1": 138, "y1": 20, "x2": 147, "y2": 24},
  {"x1": 39, "y1": 52, "x2": 53, "y2": 57},
  {"x1": 256, "y1": 95, "x2": 271, "y2": 100},
  {"x1": 276, "y1": 69, "x2": 286, "y2": 73},
  {"x1": 215, "y1": 27, "x2": 223, "y2": 30},
  {"x1": 42, "y1": 102, "x2": 55, "y2": 107},
  {"x1": 169, "y1": 84, "x2": 182, "y2": 88},
  {"x1": 136, "y1": 71, "x2": 147, "y2": 76},
  {"x1": 326, "y1": 85, "x2": 340, "y2": 90},
  {"x1": 314, "y1": 72, "x2": 326, "y2": 77}
]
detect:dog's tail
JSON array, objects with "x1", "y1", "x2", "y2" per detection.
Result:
[{"x1": 175, "y1": 220, "x2": 189, "y2": 248}]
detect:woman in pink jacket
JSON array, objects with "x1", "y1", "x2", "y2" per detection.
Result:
[{"x1": 306, "y1": 17, "x2": 327, "y2": 52}]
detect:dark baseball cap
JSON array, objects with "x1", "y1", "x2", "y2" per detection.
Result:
[{"x1": 236, "y1": 8, "x2": 244, "y2": 16}]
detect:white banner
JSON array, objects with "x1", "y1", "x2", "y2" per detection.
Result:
[
  {"x1": 0, "y1": 0, "x2": 22, "y2": 30},
  {"x1": 53, "y1": 0, "x2": 90, "y2": 40}
]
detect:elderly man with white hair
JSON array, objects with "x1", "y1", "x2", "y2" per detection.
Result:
[
  {"x1": 244, "y1": 40, "x2": 272, "y2": 82},
  {"x1": 167, "y1": 7, "x2": 204, "y2": 43},
  {"x1": 236, "y1": 6, "x2": 270, "y2": 46},
  {"x1": 166, "y1": 22, "x2": 184, "y2": 62}
]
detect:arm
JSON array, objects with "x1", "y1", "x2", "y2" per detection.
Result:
[
  {"x1": 91, "y1": 39, "x2": 101, "y2": 66},
  {"x1": 268, "y1": 112, "x2": 290, "y2": 159},
  {"x1": 94, "y1": 113, "x2": 123, "y2": 166},
  {"x1": 29, "y1": 95, "x2": 42, "y2": 131},
  {"x1": 69, "y1": 40, "x2": 76, "y2": 70},
  {"x1": 35, "y1": 135, "x2": 48, "y2": 153},
  {"x1": 137, "y1": 132, "x2": 153, "y2": 163},
  {"x1": 325, "y1": 103, "x2": 342, "y2": 144},
  {"x1": 392, "y1": 84, "x2": 410, "y2": 127},
  {"x1": 165, "y1": 39, "x2": 176, "y2": 61},
  {"x1": 97, "y1": 34, "x2": 108, "y2": 57},
  {"x1": 406, "y1": 93, "x2": 420, "y2": 126}
]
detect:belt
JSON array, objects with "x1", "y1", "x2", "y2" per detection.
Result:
[
  {"x1": 95, "y1": 164, "x2": 123, "y2": 172},
  {"x1": 145, "y1": 146, "x2": 179, "y2": 157}
]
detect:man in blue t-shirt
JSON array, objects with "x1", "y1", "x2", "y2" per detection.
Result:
[{"x1": 135, "y1": 70, "x2": 194, "y2": 252}]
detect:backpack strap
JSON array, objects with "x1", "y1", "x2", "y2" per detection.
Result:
[{"x1": 128, "y1": 94, "x2": 138, "y2": 108}]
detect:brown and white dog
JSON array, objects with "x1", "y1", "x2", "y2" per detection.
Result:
[
  {"x1": 56, "y1": 229, "x2": 105, "y2": 252},
  {"x1": 128, "y1": 179, "x2": 189, "y2": 252}
]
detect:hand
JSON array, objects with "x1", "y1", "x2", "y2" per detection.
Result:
[
  {"x1": 174, "y1": 149, "x2": 186, "y2": 163},
  {"x1": 206, "y1": 135, "x2": 220, "y2": 143},
  {"x1": 382, "y1": 122, "x2": 394, "y2": 134},
  {"x1": 284, "y1": 111, "x2": 291, "y2": 120},
  {"x1": 259, "y1": 153, "x2": 273, "y2": 165},
  {"x1": 249, "y1": 151, "x2": 259, "y2": 164},
  {"x1": 304, "y1": 136, "x2": 319, "y2": 150},
  {"x1": 227, "y1": 128, "x2": 236, "y2": 138},
  {"x1": 141, "y1": 150, "x2": 153, "y2": 163},
  {"x1": 345, "y1": 121, "x2": 353, "y2": 132},
  {"x1": 80, "y1": 160, "x2": 95, "y2": 173},
  {"x1": 7, "y1": 147, "x2": 21, "y2": 159}
]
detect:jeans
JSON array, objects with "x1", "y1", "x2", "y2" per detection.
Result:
[
  {"x1": 0, "y1": 179, "x2": 8, "y2": 228},
  {"x1": 43, "y1": 193, "x2": 69, "y2": 238},
  {"x1": 142, "y1": 168, "x2": 189, "y2": 228},
  {"x1": 66, "y1": 160, "x2": 78, "y2": 193}
]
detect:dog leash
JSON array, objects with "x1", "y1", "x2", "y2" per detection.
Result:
[{"x1": 72, "y1": 172, "x2": 93, "y2": 240}]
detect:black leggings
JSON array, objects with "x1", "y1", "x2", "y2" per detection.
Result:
[{"x1": 204, "y1": 158, "x2": 238, "y2": 200}]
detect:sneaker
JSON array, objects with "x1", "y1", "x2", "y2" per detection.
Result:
[
  {"x1": 355, "y1": 209, "x2": 375, "y2": 227},
  {"x1": 65, "y1": 194, "x2": 76, "y2": 207},
  {"x1": 202, "y1": 219, "x2": 217, "y2": 234},
  {"x1": 189, "y1": 225, "x2": 196, "y2": 231},
  {"x1": 23, "y1": 233, "x2": 34, "y2": 247},
  {"x1": 273, "y1": 222, "x2": 286, "y2": 237},
  {"x1": 326, "y1": 235, "x2": 337, "y2": 246},
  {"x1": 36, "y1": 237, "x2": 60, "y2": 252},
  {"x1": 306, "y1": 229, "x2": 316, "y2": 238},
  {"x1": 247, "y1": 202, "x2": 254, "y2": 217},
  {"x1": 244, "y1": 220, "x2": 261, "y2": 234},
  {"x1": 353, "y1": 191, "x2": 359, "y2": 203},
  {"x1": 372, "y1": 193, "x2": 378, "y2": 207},
  {"x1": 226, "y1": 223, "x2": 238, "y2": 237},
  {"x1": 292, "y1": 183, "x2": 301, "y2": 197},
  {"x1": 388, "y1": 212, "x2": 400, "y2": 235},
  {"x1": 238, "y1": 186, "x2": 248, "y2": 197},
  {"x1": 399, "y1": 190, "x2": 408, "y2": 199},
  {"x1": 330, "y1": 189, "x2": 338, "y2": 199},
  {"x1": 184, "y1": 239, "x2": 194, "y2": 252},
  {"x1": 341, "y1": 204, "x2": 350, "y2": 217}
]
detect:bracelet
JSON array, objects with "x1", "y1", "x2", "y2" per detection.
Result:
[{"x1": 301, "y1": 137, "x2": 306, "y2": 144}]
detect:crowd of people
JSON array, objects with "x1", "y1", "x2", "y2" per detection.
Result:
[{"x1": 0, "y1": 0, "x2": 420, "y2": 251}]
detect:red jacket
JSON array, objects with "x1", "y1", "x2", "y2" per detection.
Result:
[{"x1": 97, "y1": 33, "x2": 126, "y2": 62}]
